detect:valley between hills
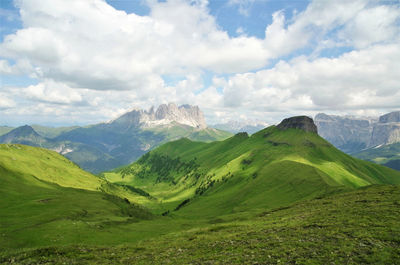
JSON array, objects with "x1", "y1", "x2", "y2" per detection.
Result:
[{"x1": 1, "y1": 114, "x2": 400, "y2": 264}]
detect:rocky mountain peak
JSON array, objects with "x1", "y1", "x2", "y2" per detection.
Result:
[
  {"x1": 370, "y1": 111, "x2": 400, "y2": 147},
  {"x1": 379, "y1": 111, "x2": 400, "y2": 123},
  {"x1": 0, "y1": 125, "x2": 45, "y2": 145},
  {"x1": 111, "y1": 103, "x2": 207, "y2": 129},
  {"x1": 315, "y1": 111, "x2": 400, "y2": 153},
  {"x1": 277, "y1": 116, "x2": 318, "y2": 134}
]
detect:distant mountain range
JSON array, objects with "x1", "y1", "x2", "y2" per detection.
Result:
[
  {"x1": 112, "y1": 103, "x2": 207, "y2": 129},
  {"x1": 211, "y1": 120, "x2": 268, "y2": 134},
  {"x1": 0, "y1": 103, "x2": 232, "y2": 173},
  {"x1": 315, "y1": 111, "x2": 400, "y2": 170},
  {"x1": 352, "y1": 142, "x2": 400, "y2": 171},
  {"x1": 315, "y1": 111, "x2": 400, "y2": 153},
  {"x1": 2, "y1": 107, "x2": 399, "y2": 172}
]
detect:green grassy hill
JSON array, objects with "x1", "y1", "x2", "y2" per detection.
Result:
[
  {"x1": 0, "y1": 144, "x2": 102, "y2": 190},
  {"x1": 1, "y1": 117, "x2": 400, "y2": 264},
  {"x1": 0, "y1": 144, "x2": 227, "y2": 250},
  {"x1": 0, "y1": 144, "x2": 156, "y2": 250},
  {"x1": 0, "y1": 144, "x2": 154, "y2": 206},
  {"x1": 103, "y1": 125, "x2": 400, "y2": 217}
]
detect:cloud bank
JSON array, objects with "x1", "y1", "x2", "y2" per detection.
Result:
[{"x1": 0, "y1": 0, "x2": 399, "y2": 125}]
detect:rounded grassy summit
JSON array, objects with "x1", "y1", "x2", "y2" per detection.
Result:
[{"x1": 103, "y1": 115, "x2": 400, "y2": 216}]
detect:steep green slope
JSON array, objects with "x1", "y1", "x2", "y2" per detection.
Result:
[
  {"x1": 0, "y1": 144, "x2": 156, "y2": 249},
  {"x1": 0, "y1": 166, "x2": 152, "y2": 249},
  {"x1": 0, "y1": 144, "x2": 153, "y2": 204},
  {"x1": 353, "y1": 142, "x2": 400, "y2": 171},
  {"x1": 0, "y1": 157, "x2": 205, "y2": 250},
  {"x1": 2, "y1": 185, "x2": 399, "y2": 264},
  {"x1": 104, "y1": 123, "x2": 400, "y2": 216},
  {"x1": 0, "y1": 144, "x2": 100, "y2": 190}
]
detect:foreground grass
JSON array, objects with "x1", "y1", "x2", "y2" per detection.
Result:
[{"x1": 2, "y1": 185, "x2": 399, "y2": 264}]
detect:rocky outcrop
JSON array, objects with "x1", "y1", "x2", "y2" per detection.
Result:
[
  {"x1": 370, "y1": 111, "x2": 400, "y2": 147},
  {"x1": 379, "y1": 111, "x2": 400, "y2": 123},
  {"x1": 111, "y1": 103, "x2": 207, "y2": 130},
  {"x1": 315, "y1": 111, "x2": 400, "y2": 153},
  {"x1": 277, "y1": 116, "x2": 318, "y2": 133},
  {"x1": 314, "y1": 113, "x2": 375, "y2": 153},
  {"x1": 370, "y1": 123, "x2": 400, "y2": 147},
  {"x1": 155, "y1": 104, "x2": 206, "y2": 129}
]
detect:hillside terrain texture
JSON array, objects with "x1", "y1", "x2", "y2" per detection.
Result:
[{"x1": 1, "y1": 116, "x2": 400, "y2": 264}]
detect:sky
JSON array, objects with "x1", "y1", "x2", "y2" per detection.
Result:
[{"x1": 0, "y1": 0, "x2": 399, "y2": 127}]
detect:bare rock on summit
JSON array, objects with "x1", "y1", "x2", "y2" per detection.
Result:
[
  {"x1": 379, "y1": 111, "x2": 400, "y2": 123},
  {"x1": 111, "y1": 103, "x2": 207, "y2": 130},
  {"x1": 277, "y1": 116, "x2": 318, "y2": 134},
  {"x1": 370, "y1": 111, "x2": 400, "y2": 147},
  {"x1": 370, "y1": 123, "x2": 400, "y2": 147},
  {"x1": 314, "y1": 111, "x2": 400, "y2": 153}
]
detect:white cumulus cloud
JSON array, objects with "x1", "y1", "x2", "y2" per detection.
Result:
[
  {"x1": 0, "y1": 0, "x2": 399, "y2": 125},
  {"x1": 0, "y1": 93, "x2": 16, "y2": 109},
  {"x1": 23, "y1": 80, "x2": 84, "y2": 105}
]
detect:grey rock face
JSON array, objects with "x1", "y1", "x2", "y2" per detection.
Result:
[
  {"x1": 370, "y1": 123, "x2": 400, "y2": 146},
  {"x1": 111, "y1": 103, "x2": 207, "y2": 130},
  {"x1": 277, "y1": 116, "x2": 318, "y2": 133},
  {"x1": 315, "y1": 111, "x2": 400, "y2": 153},
  {"x1": 314, "y1": 113, "x2": 375, "y2": 153},
  {"x1": 370, "y1": 111, "x2": 400, "y2": 147},
  {"x1": 379, "y1": 111, "x2": 400, "y2": 123}
]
